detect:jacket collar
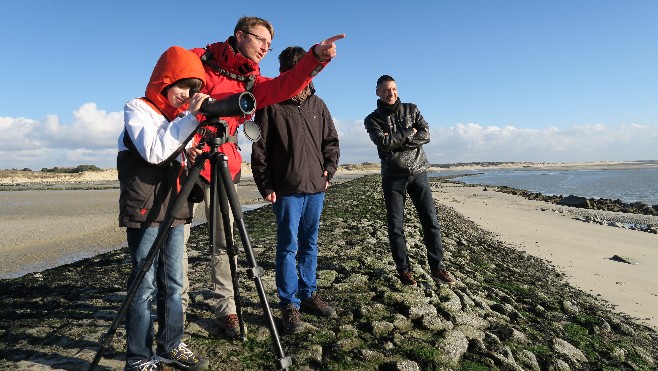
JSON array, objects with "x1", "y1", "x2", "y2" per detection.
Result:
[{"x1": 209, "y1": 36, "x2": 261, "y2": 77}]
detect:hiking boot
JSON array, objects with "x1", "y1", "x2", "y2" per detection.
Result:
[
  {"x1": 217, "y1": 314, "x2": 242, "y2": 338},
  {"x1": 281, "y1": 304, "x2": 305, "y2": 334},
  {"x1": 301, "y1": 292, "x2": 337, "y2": 318},
  {"x1": 398, "y1": 271, "x2": 417, "y2": 286},
  {"x1": 124, "y1": 358, "x2": 160, "y2": 371},
  {"x1": 158, "y1": 342, "x2": 208, "y2": 371},
  {"x1": 432, "y1": 268, "x2": 457, "y2": 285}
]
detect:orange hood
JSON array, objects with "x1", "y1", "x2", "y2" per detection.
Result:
[{"x1": 145, "y1": 46, "x2": 206, "y2": 120}]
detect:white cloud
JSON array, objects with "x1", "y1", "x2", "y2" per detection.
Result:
[
  {"x1": 0, "y1": 103, "x2": 124, "y2": 170},
  {"x1": 1, "y1": 103, "x2": 656, "y2": 170},
  {"x1": 426, "y1": 122, "x2": 658, "y2": 163}
]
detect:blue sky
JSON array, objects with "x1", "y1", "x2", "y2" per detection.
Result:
[{"x1": 1, "y1": 1, "x2": 657, "y2": 169}]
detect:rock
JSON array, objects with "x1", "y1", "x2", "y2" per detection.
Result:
[
  {"x1": 516, "y1": 349, "x2": 541, "y2": 371},
  {"x1": 370, "y1": 320, "x2": 394, "y2": 337},
  {"x1": 633, "y1": 345, "x2": 656, "y2": 366},
  {"x1": 552, "y1": 338, "x2": 587, "y2": 364},
  {"x1": 562, "y1": 299, "x2": 579, "y2": 315},
  {"x1": 380, "y1": 359, "x2": 421, "y2": 371},
  {"x1": 558, "y1": 195, "x2": 591, "y2": 208},
  {"x1": 436, "y1": 329, "x2": 469, "y2": 365},
  {"x1": 609, "y1": 255, "x2": 638, "y2": 265},
  {"x1": 548, "y1": 358, "x2": 572, "y2": 371}
]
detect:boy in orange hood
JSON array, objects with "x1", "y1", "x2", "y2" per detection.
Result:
[{"x1": 117, "y1": 46, "x2": 209, "y2": 371}]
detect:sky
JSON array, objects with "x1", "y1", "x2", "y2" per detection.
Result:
[{"x1": 1, "y1": 0, "x2": 657, "y2": 170}]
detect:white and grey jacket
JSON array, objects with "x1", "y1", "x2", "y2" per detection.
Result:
[{"x1": 117, "y1": 99, "x2": 199, "y2": 228}]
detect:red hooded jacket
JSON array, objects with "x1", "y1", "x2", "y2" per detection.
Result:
[
  {"x1": 145, "y1": 46, "x2": 206, "y2": 121},
  {"x1": 190, "y1": 37, "x2": 330, "y2": 182},
  {"x1": 118, "y1": 46, "x2": 206, "y2": 228}
]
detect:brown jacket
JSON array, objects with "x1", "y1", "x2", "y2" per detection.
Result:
[{"x1": 251, "y1": 92, "x2": 339, "y2": 197}]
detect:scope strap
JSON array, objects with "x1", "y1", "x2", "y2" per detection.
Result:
[{"x1": 200, "y1": 48, "x2": 255, "y2": 92}]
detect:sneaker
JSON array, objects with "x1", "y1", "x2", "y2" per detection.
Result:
[
  {"x1": 158, "y1": 342, "x2": 208, "y2": 371},
  {"x1": 301, "y1": 292, "x2": 337, "y2": 318},
  {"x1": 281, "y1": 304, "x2": 305, "y2": 334},
  {"x1": 432, "y1": 268, "x2": 457, "y2": 285},
  {"x1": 217, "y1": 314, "x2": 241, "y2": 338},
  {"x1": 124, "y1": 358, "x2": 160, "y2": 371},
  {"x1": 398, "y1": 271, "x2": 417, "y2": 286}
]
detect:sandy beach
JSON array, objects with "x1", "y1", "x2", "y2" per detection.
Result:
[
  {"x1": 1, "y1": 162, "x2": 656, "y2": 331},
  {"x1": 433, "y1": 182, "x2": 658, "y2": 330}
]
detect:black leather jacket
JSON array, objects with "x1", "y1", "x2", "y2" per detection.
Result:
[{"x1": 364, "y1": 101, "x2": 430, "y2": 177}]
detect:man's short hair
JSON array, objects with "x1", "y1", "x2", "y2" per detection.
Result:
[
  {"x1": 376, "y1": 74, "x2": 395, "y2": 87},
  {"x1": 278, "y1": 46, "x2": 306, "y2": 73},
  {"x1": 234, "y1": 16, "x2": 275, "y2": 39}
]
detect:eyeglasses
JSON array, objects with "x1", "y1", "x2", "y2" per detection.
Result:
[{"x1": 243, "y1": 30, "x2": 273, "y2": 52}]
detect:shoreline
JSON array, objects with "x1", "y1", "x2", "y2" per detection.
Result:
[
  {"x1": 1, "y1": 162, "x2": 656, "y2": 329},
  {"x1": 2, "y1": 160, "x2": 657, "y2": 186},
  {"x1": 2, "y1": 174, "x2": 656, "y2": 370}
]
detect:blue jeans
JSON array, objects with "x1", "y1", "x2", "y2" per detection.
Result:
[
  {"x1": 125, "y1": 225, "x2": 184, "y2": 363},
  {"x1": 382, "y1": 172, "x2": 445, "y2": 272},
  {"x1": 272, "y1": 193, "x2": 325, "y2": 309}
]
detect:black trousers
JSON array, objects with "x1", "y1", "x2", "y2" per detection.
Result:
[{"x1": 381, "y1": 172, "x2": 445, "y2": 273}]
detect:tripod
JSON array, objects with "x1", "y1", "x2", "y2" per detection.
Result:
[{"x1": 89, "y1": 129, "x2": 292, "y2": 370}]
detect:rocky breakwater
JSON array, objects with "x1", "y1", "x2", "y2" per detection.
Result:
[
  {"x1": 480, "y1": 185, "x2": 658, "y2": 234},
  {"x1": 1, "y1": 175, "x2": 657, "y2": 370}
]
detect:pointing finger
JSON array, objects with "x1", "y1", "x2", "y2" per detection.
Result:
[{"x1": 323, "y1": 34, "x2": 346, "y2": 44}]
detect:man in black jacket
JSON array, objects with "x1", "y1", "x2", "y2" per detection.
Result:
[
  {"x1": 363, "y1": 74, "x2": 456, "y2": 287},
  {"x1": 251, "y1": 46, "x2": 340, "y2": 334}
]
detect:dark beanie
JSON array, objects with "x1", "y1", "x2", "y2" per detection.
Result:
[{"x1": 279, "y1": 46, "x2": 306, "y2": 73}]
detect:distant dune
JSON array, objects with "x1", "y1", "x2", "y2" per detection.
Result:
[{"x1": 1, "y1": 160, "x2": 656, "y2": 185}]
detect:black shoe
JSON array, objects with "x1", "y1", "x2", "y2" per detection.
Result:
[
  {"x1": 281, "y1": 304, "x2": 305, "y2": 334},
  {"x1": 301, "y1": 292, "x2": 336, "y2": 318},
  {"x1": 432, "y1": 268, "x2": 457, "y2": 285},
  {"x1": 398, "y1": 271, "x2": 417, "y2": 286},
  {"x1": 124, "y1": 359, "x2": 160, "y2": 371},
  {"x1": 158, "y1": 342, "x2": 208, "y2": 370}
]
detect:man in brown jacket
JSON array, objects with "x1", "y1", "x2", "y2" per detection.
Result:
[{"x1": 251, "y1": 46, "x2": 340, "y2": 334}]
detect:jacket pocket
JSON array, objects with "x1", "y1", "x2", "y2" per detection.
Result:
[{"x1": 118, "y1": 151, "x2": 161, "y2": 223}]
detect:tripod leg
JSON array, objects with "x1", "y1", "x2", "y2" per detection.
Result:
[
  {"x1": 215, "y1": 153, "x2": 292, "y2": 370},
  {"x1": 89, "y1": 158, "x2": 205, "y2": 370},
  {"x1": 216, "y1": 179, "x2": 246, "y2": 340}
]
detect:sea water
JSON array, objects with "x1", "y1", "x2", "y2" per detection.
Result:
[{"x1": 433, "y1": 168, "x2": 658, "y2": 206}]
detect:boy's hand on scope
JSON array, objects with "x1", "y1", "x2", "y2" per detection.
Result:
[
  {"x1": 188, "y1": 93, "x2": 209, "y2": 116},
  {"x1": 186, "y1": 145, "x2": 203, "y2": 162}
]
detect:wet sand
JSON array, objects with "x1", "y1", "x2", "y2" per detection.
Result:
[
  {"x1": 0, "y1": 173, "x2": 368, "y2": 279},
  {"x1": 0, "y1": 189, "x2": 124, "y2": 279}
]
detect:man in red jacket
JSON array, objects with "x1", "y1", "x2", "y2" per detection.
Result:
[{"x1": 183, "y1": 16, "x2": 345, "y2": 338}]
